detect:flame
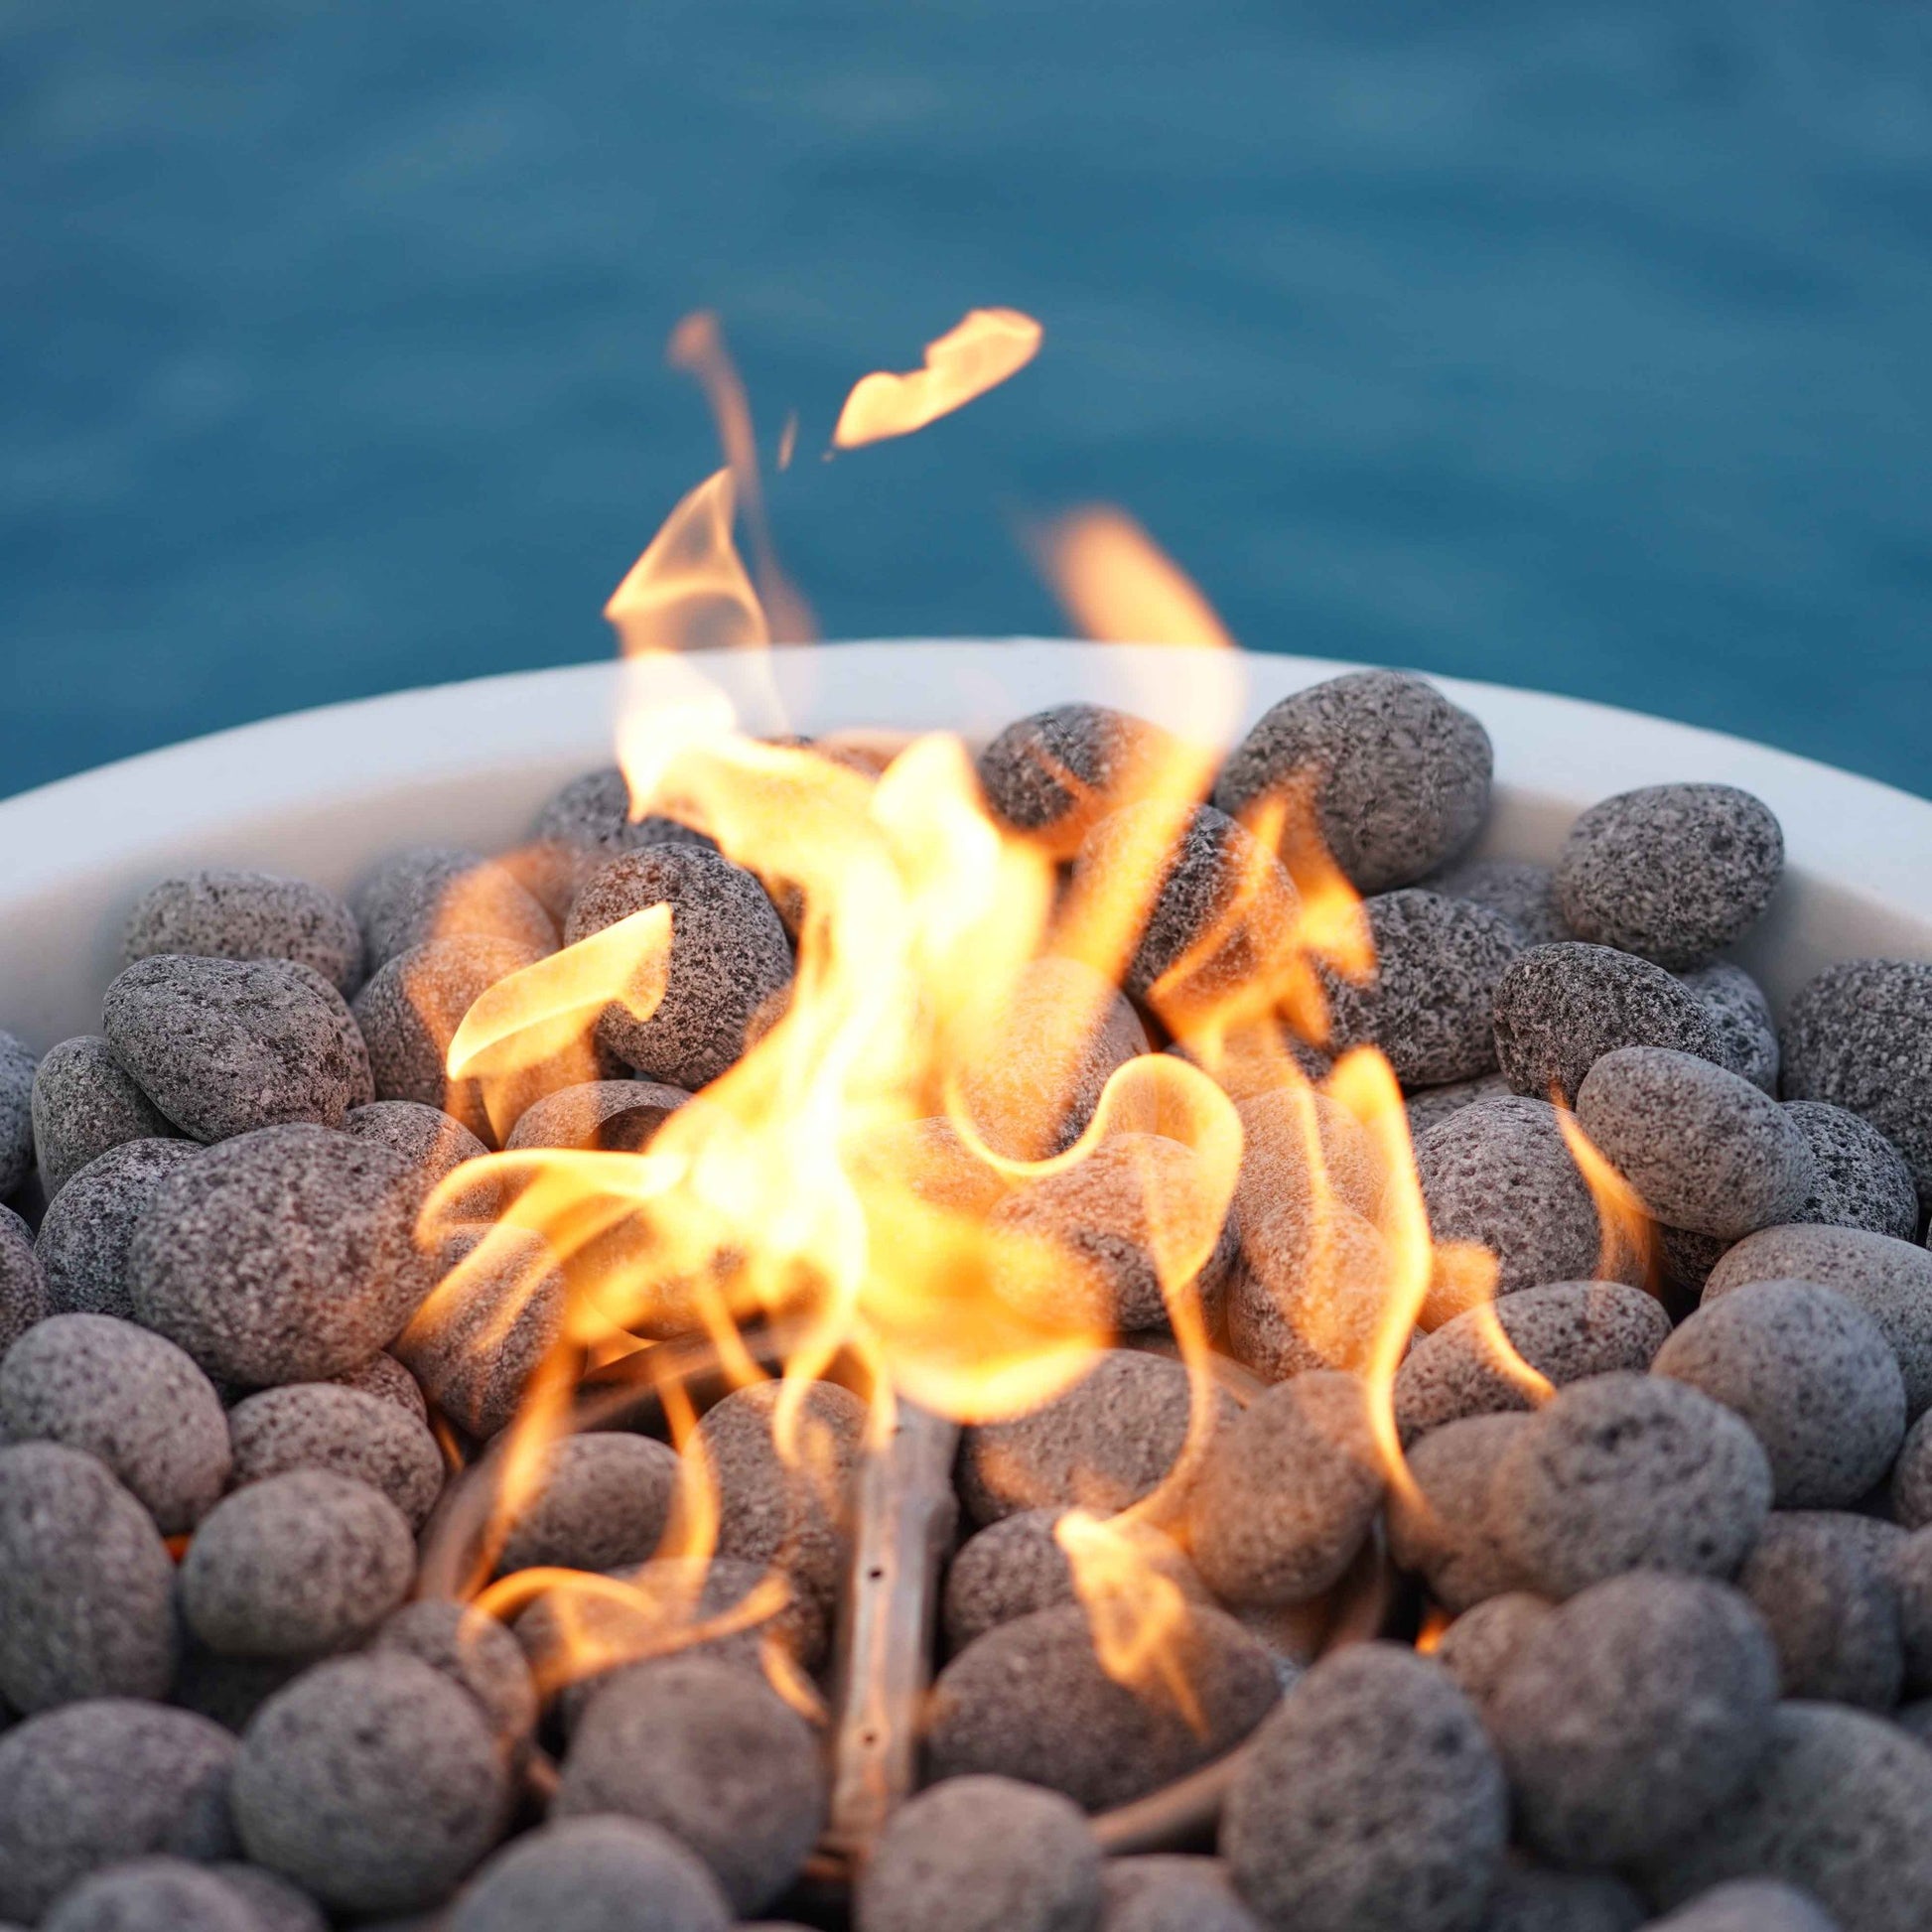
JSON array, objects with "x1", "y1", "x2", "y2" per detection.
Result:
[
  {"x1": 605, "y1": 468, "x2": 767, "y2": 658},
  {"x1": 1055, "y1": 1510, "x2": 1204, "y2": 1731},
  {"x1": 832, "y1": 308, "x2": 1042, "y2": 449},
  {"x1": 1033, "y1": 506, "x2": 1235, "y2": 650},
  {"x1": 1554, "y1": 1097, "x2": 1657, "y2": 1290}
]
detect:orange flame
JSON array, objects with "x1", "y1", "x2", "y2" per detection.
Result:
[
  {"x1": 1555, "y1": 1096, "x2": 1657, "y2": 1291},
  {"x1": 605, "y1": 468, "x2": 767, "y2": 658},
  {"x1": 1033, "y1": 506, "x2": 1236, "y2": 650},
  {"x1": 832, "y1": 308, "x2": 1042, "y2": 449}
]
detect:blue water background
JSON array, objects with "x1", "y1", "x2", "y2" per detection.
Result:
[{"x1": 3, "y1": 0, "x2": 1929, "y2": 799}]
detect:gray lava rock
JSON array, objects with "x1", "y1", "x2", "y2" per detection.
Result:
[
  {"x1": 371, "y1": 1600, "x2": 537, "y2": 1769},
  {"x1": 958, "y1": 1349, "x2": 1236, "y2": 1529},
  {"x1": 1225, "y1": 1197, "x2": 1392, "y2": 1380},
  {"x1": 1576, "y1": 1046, "x2": 1814, "y2": 1240},
  {"x1": 1646, "y1": 1882, "x2": 1840, "y2": 1932},
  {"x1": 226, "y1": 1382, "x2": 444, "y2": 1529},
  {"x1": 130, "y1": 1123, "x2": 423, "y2": 1386},
  {"x1": 449, "y1": 1816, "x2": 731, "y2": 1932},
  {"x1": 103, "y1": 955, "x2": 371, "y2": 1142},
  {"x1": 1679, "y1": 961, "x2": 1781, "y2": 1094},
  {"x1": 1707, "y1": 1224, "x2": 1932, "y2": 1420},
  {"x1": 1645, "y1": 1701, "x2": 1932, "y2": 1932},
  {"x1": 1323, "y1": 890, "x2": 1520, "y2": 1087},
  {"x1": 1781, "y1": 958, "x2": 1932, "y2": 1202},
  {"x1": 1404, "y1": 1072, "x2": 1514, "y2": 1144},
  {"x1": 1890, "y1": 1529, "x2": 1932, "y2": 1694},
  {"x1": 345, "y1": 1100, "x2": 497, "y2": 1218},
  {"x1": 1555, "y1": 784, "x2": 1783, "y2": 968},
  {"x1": 1895, "y1": 1411, "x2": 1932, "y2": 1529},
  {"x1": 525, "y1": 764, "x2": 715, "y2": 919},
  {"x1": 554, "y1": 1655, "x2": 825, "y2": 1914},
  {"x1": 170, "y1": 1649, "x2": 306, "y2": 1736},
  {"x1": 0, "y1": 1700, "x2": 237, "y2": 1921},
  {"x1": 0, "y1": 1313, "x2": 230, "y2": 1532},
  {"x1": 1652, "y1": 1282, "x2": 1905, "y2": 1507},
  {"x1": 1386, "y1": 1413, "x2": 1533, "y2": 1613},
  {"x1": 496, "y1": 1431, "x2": 679, "y2": 1576},
  {"x1": 122, "y1": 870, "x2": 363, "y2": 996},
  {"x1": 1188, "y1": 1371, "x2": 1384, "y2": 1606},
  {"x1": 975, "y1": 702, "x2": 1174, "y2": 859},
  {"x1": 30, "y1": 1035, "x2": 178, "y2": 1198},
  {"x1": 1434, "y1": 1592, "x2": 1553, "y2": 1719},
  {"x1": 1222, "y1": 1642, "x2": 1506, "y2": 1932},
  {"x1": 330, "y1": 1348, "x2": 429, "y2": 1422},
  {"x1": 0, "y1": 1443, "x2": 178, "y2": 1710},
  {"x1": 503, "y1": 1078, "x2": 690, "y2": 1153},
  {"x1": 37, "y1": 1137, "x2": 200, "y2": 1321},
  {"x1": 1212, "y1": 670, "x2": 1493, "y2": 893},
  {"x1": 233, "y1": 1653, "x2": 508, "y2": 1912},
  {"x1": 1492, "y1": 1373, "x2": 1772, "y2": 1598},
  {"x1": 182, "y1": 1471, "x2": 415, "y2": 1659},
  {"x1": 41, "y1": 1857, "x2": 261, "y2": 1932},
  {"x1": 1101, "y1": 1855, "x2": 1258, "y2": 1932},
  {"x1": 857, "y1": 1774, "x2": 1101, "y2": 1932},
  {"x1": 206, "y1": 1862, "x2": 329, "y2": 1932},
  {"x1": 1785, "y1": 1102, "x2": 1919, "y2": 1239},
  {"x1": 1477, "y1": 1866, "x2": 1644, "y2": 1932},
  {"x1": 0, "y1": 1032, "x2": 35, "y2": 1198},
  {"x1": 1738, "y1": 1512, "x2": 1904, "y2": 1709},
  {"x1": 927, "y1": 1601, "x2": 1279, "y2": 1812},
  {"x1": 1235, "y1": 1086, "x2": 1382, "y2": 1225},
  {"x1": 1492, "y1": 943, "x2": 1725, "y2": 1106},
  {"x1": 0, "y1": 1205, "x2": 47, "y2": 1356},
  {"x1": 352, "y1": 845, "x2": 555, "y2": 969},
  {"x1": 565, "y1": 846, "x2": 792, "y2": 1091},
  {"x1": 1422, "y1": 856, "x2": 1572, "y2": 949}
]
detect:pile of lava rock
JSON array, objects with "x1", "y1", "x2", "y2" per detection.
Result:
[{"x1": 0, "y1": 667, "x2": 1928, "y2": 1932}]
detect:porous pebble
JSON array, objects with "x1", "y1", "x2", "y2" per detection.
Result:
[
  {"x1": 103, "y1": 954, "x2": 371, "y2": 1141},
  {"x1": 1322, "y1": 890, "x2": 1520, "y2": 1087},
  {"x1": 182, "y1": 1470, "x2": 416, "y2": 1659},
  {"x1": 449, "y1": 1816, "x2": 732, "y2": 1932},
  {"x1": 41, "y1": 1858, "x2": 261, "y2": 1932},
  {"x1": 345, "y1": 1100, "x2": 498, "y2": 1218},
  {"x1": 37, "y1": 1136, "x2": 200, "y2": 1321},
  {"x1": 503, "y1": 1077, "x2": 690, "y2": 1153},
  {"x1": 1393, "y1": 1279, "x2": 1672, "y2": 1445},
  {"x1": 524, "y1": 763, "x2": 715, "y2": 918},
  {"x1": 1404, "y1": 1072, "x2": 1513, "y2": 1141},
  {"x1": 131, "y1": 1123, "x2": 423, "y2": 1386},
  {"x1": 1225, "y1": 1196, "x2": 1392, "y2": 1380},
  {"x1": 0, "y1": 1443, "x2": 178, "y2": 1711},
  {"x1": 1486, "y1": 1572, "x2": 1779, "y2": 1868},
  {"x1": 1555, "y1": 783, "x2": 1783, "y2": 968},
  {"x1": 1895, "y1": 1412, "x2": 1932, "y2": 1529},
  {"x1": 30, "y1": 1035, "x2": 178, "y2": 1198},
  {"x1": 0, "y1": 1205, "x2": 48, "y2": 1355},
  {"x1": 1680, "y1": 961, "x2": 1781, "y2": 1093},
  {"x1": 1652, "y1": 1282, "x2": 1905, "y2": 1507},
  {"x1": 1422, "y1": 856, "x2": 1571, "y2": 948},
  {"x1": 1646, "y1": 1882, "x2": 1841, "y2": 1932},
  {"x1": 352, "y1": 845, "x2": 555, "y2": 967},
  {"x1": 1737, "y1": 1512, "x2": 1904, "y2": 1709},
  {"x1": 0, "y1": 1031, "x2": 35, "y2": 1197},
  {"x1": 1222, "y1": 1642, "x2": 1507, "y2": 1932},
  {"x1": 1234, "y1": 1085, "x2": 1381, "y2": 1225},
  {"x1": 232, "y1": 1653, "x2": 509, "y2": 1914},
  {"x1": 1212, "y1": 669, "x2": 1493, "y2": 893},
  {"x1": 122, "y1": 870, "x2": 364, "y2": 995},
  {"x1": 496, "y1": 1430, "x2": 680, "y2": 1575},
  {"x1": 925, "y1": 1600, "x2": 1279, "y2": 1812},
  {"x1": 1780, "y1": 958, "x2": 1932, "y2": 1201},
  {"x1": 1478, "y1": 1865, "x2": 1645, "y2": 1932},
  {"x1": 555, "y1": 1655, "x2": 825, "y2": 1914},
  {"x1": 1645, "y1": 1701, "x2": 1932, "y2": 1932},
  {"x1": 1386, "y1": 1413, "x2": 1533, "y2": 1612},
  {"x1": 1433, "y1": 1591, "x2": 1553, "y2": 1718},
  {"x1": 1890, "y1": 1529, "x2": 1932, "y2": 1694},
  {"x1": 1187, "y1": 1371, "x2": 1385, "y2": 1606},
  {"x1": 565, "y1": 845, "x2": 793, "y2": 1091},
  {"x1": 857, "y1": 1774, "x2": 1102, "y2": 1932},
  {"x1": 1101, "y1": 1856, "x2": 1259, "y2": 1932},
  {"x1": 957, "y1": 1348, "x2": 1236, "y2": 1528},
  {"x1": 226, "y1": 1382, "x2": 445, "y2": 1528},
  {"x1": 372, "y1": 1599, "x2": 537, "y2": 1767},
  {"x1": 1576, "y1": 1046, "x2": 1814, "y2": 1240},
  {"x1": 1492, "y1": 943, "x2": 1725, "y2": 1106},
  {"x1": 1492, "y1": 1372, "x2": 1772, "y2": 1598},
  {"x1": 0, "y1": 1700, "x2": 238, "y2": 1921},
  {"x1": 206, "y1": 1863, "x2": 329, "y2": 1932},
  {"x1": 0, "y1": 1312, "x2": 230, "y2": 1532},
  {"x1": 330, "y1": 1347, "x2": 430, "y2": 1422},
  {"x1": 975, "y1": 701, "x2": 1175, "y2": 858},
  {"x1": 1785, "y1": 1102, "x2": 1919, "y2": 1239}
]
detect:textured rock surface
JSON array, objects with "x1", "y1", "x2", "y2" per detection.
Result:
[
  {"x1": 496, "y1": 1430, "x2": 679, "y2": 1576},
  {"x1": 1385, "y1": 1413, "x2": 1533, "y2": 1613},
  {"x1": 0, "y1": 1031, "x2": 35, "y2": 1198},
  {"x1": 29, "y1": 1035, "x2": 178, "y2": 1198},
  {"x1": 1422, "y1": 856, "x2": 1571, "y2": 948},
  {"x1": 1738, "y1": 1512, "x2": 1905, "y2": 1709},
  {"x1": 1786, "y1": 1101, "x2": 1918, "y2": 1238},
  {"x1": 352, "y1": 845, "x2": 555, "y2": 968},
  {"x1": 0, "y1": 1204, "x2": 46, "y2": 1355},
  {"x1": 226, "y1": 1382, "x2": 445, "y2": 1528},
  {"x1": 122, "y1": 870, "x2": 363, "y2": 995},
  {"x1": 37, "y1": 1137, "x2": 202, "y2": 1321},
  {"x1": 449, "y1": 1816, "x2": 731, "y2": 1932},
  {"x1": 976, "y1": 702, "x2": 1175, "y2": 858},
  {"x1": 1679, "y1": 962, "x2": 1780, "y2": 1094}
]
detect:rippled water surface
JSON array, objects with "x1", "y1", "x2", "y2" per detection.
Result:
[{"x1": 3, "y1": 0, "x2": 1928, "y2": 796}]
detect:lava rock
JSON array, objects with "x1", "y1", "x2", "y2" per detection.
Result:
[
  {"x1": 1101, "y1": 1855, "x2": 1259, "y2": 1932},
  {"x1": 450, "y1": 1815, "x2": 731, "y2": 1932},
  {"x1": 496, "y1": 1431, "x2": 680, "y2": 1575},
  {"x1": 1235, "y1": 1086, "x2": 1382, "y2": 1225},
  {"x1": 1652, "y1": 1282, "x2": 1905, "y2": 1507},
  {"x1": 554, "y1": 1655, "x2": 825, "y2": 1914},
  {"x1": 0, "y1": 1443, "x2": 178, "y2": 1710},
  {"x1": 1646, "y1": 1882, "x2": 1840, "y2": 1932},
  {"x1": 41, "y1": 1857, "x2": 261, "y2": 1932},
  {"x1": 1222, "y1": 1642, "x2": 1506, "y2": 1932},
  {"x1": 1187, "y1": 1371, "x2": 1385, "y2": 1606},
  {"x1": 372, "y1": 1600, "x2": 537, "y2": 1768},
  {"x1": 1737, "y1": 1512, "x2": 1904, "y2": 1709},
  {"x1": 958, "y1": 1349, "x2": 1236, "y2": 1529},
  {"x1": 353, "y1": 845, "x2": 556, "y2": 969},
  {"x1": 1492, "y1": 1373, "x2": 1772, "y2": 1598},
  {"x1": 1394, "y1": 1279, "x2": 1672, "y2": 1445},
  {"x1": 329, "y1": 1348, "x2": 430, "y2": 1422},
  {"x1": 182, "y1": 1470, "x2": 415, "y2": 1659},
  {"x1": 233, "y1": 1653, "x2": 508, "y2": 1913},
  {"x1": 1404, "y1": 1074, "x2": 1514, "y2": 1142},
  {"x1": 1323, "y1": 890, "x2": 1521, "y2": 1086},
  {"x1": 1895, "y1": 1411, "x2": 1932, "y2": 1529},
  {"x1": 206, "y1": 1862, "x2": 329, "y2": 1932},
  {"x1": 1576, "y1": 1046, "x2": 1814, "y2": 1240},
  {"x1": 30, "y1": 1035, "x2": 178, "y2": 1198},
  {"x1": 1492, "y1": 943, "x2": 1725, "y2": 1106},
  {"x1": 1679, "y1": 961, "x2": 1781, "y2": 1093},
  {"x1": 524, "y1": 764, "x2": 715, "y2": 919},
  {"x1": 927, "y1": 1600, "x2": 1280, "y2": 1812},
  {"x1": 1890, "y1": 1529, "x2": 1932, "y2": 1694},
  {"x1": 1433, "y1": 1592, "x2": 1553, "y2": 1719},
  {"x1": 0, "y1": 1700, "x2": 237, "y2": 1921},
  {"x1": 37, "y1": 1137, "x2": 200, "y2": 1321},
  {"x1": 1422, "y1": 856, "x2": 1572, "y2": 948},
  {"x1": 1476, "y1": 1865, "x2": 1644, "y2": 1932},
  {"x1": 851, "y1": 1116, "x2": 1009, "y2": 1215},
  {"x1": 345, "y1": 1100, "x2": 498, "y2": 1218},
  {"x1": 1644, "y1": 1701, "x2": 1932, "y2": 1932},
  {"x1": 1780, "y1": 958, "x2": 1932, "y2": 1202},
  {"x1": 103, "y1": 955, "x2": 371, "y2": 1142},
  {"x1": 975, "y1": 701, "x2": 1175, "y2": 858},
  {"x1": 1212, "y1": 669, "x2": 1493, "y2": 893},
  {"x1": 0, "y1": 1031, "x2": 35, "y2": 1197},
  {"x1": 1785, "y1": 1102, "x2": 1919, "y2": 1239},
  {"x1": 1225, "y1": 1196, "x2": 1393, "y2": 1380},
  {"x1": 0, "y1": 1312, "x2": 230, "y2": 1532},
  {"x1": 1386, "y1": 1413, "x2": 1533, "y2": 1613},
  {"x1": 565, "y1": 845, "x2": 792, "y2": 1091},
  {"x1": 226, "y1": 1382, "x2": 445, "y2": 1529},
  {"x1": 130, "y1": 1123, "x2": 423, "y2": 1386},
  {"x1": 503, "y1": 1077, "x2": 690, "y2": 1153},
  {"x1": 0, "y1": 1205, "x2": 47, "y2": 1356},
  {"x1": 122, "y1": 870, "x2": 364, "y2": 996},
  {"x1": 1554, "y1": 784, "x2": 1783, "y2": 968}
]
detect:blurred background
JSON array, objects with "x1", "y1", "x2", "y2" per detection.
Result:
[{"x1": 3, "y1": 0, "x2": 1928, "y2": 799}]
